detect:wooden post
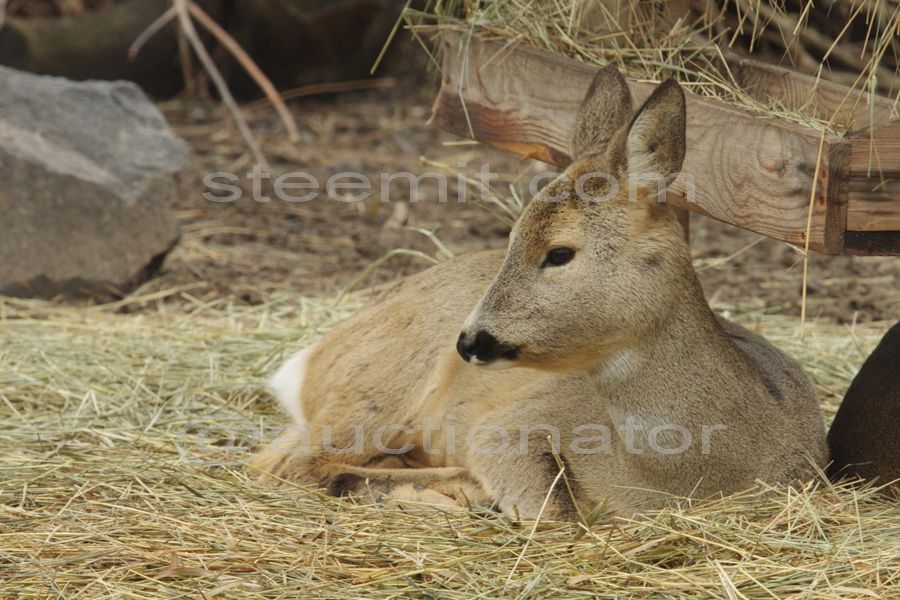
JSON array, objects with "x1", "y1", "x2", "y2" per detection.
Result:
[{"x1": 846, "y1": 121, "x2": 900, "y2": 255}]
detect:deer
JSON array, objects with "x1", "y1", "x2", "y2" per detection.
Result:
[
  {"x1": 828, "y1": 320, "x2": 900, "y2": 484},
  {"x1": 250, "y1": 66, "x2": 837, "y2": 519}
]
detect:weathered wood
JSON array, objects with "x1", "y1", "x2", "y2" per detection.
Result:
[
  {"x1": 849, "y1": 121, "x2": 900, "y2": 178},
  {"x1": 434, "y1": 33, "x2": 842, "y2": 253},
  {"x1": 844, "y1": 231, "x2": 900, "y2": 256},
  {"x1": 825, "y1": 140, "x2": 850, "y2": 254},
  {"x1": 432, "y1": 33, "x2": 900, "y2": 255},
  {"x1": 724, "y1": 54, "x2": 897, "y2": 131},
  {"x1": 847, "y1": 179, "x2": 900, "y2": 231},
  {"x1": 844, "y1": 121, "x2": 900, "y2": 249}
]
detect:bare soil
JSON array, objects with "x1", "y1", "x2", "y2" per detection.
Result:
[{"x1": 153, "y1": 46, "x2": 898, "y2": 325}]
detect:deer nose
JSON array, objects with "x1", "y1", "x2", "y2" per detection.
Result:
[
  {"x1": 457, "y1": 330, "x2": 496, "y2": 363},
  {"x1": 457, "y1": 330, "x2": 517, "y2": 365}
]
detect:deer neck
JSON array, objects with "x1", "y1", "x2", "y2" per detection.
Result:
[
  {"x1": 584, "y1": 272, "x2": 752, "y2": 465},
  {"x1": 589, "y1": 270, "x2": 738, "y2": 407}
]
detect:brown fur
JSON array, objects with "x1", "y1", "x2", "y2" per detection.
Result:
[
  {"x1": 251, "y1": 68, "x2": 828, "y2": 518},
  {"x1": 827, "y1": 321, "x2": 900, "y2": 483}
]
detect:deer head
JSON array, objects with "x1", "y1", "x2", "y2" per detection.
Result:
[{"x1": 457, "y1": 67, "x2": 691, "y2": 371}]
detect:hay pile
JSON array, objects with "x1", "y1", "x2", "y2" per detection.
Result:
[
  {"x1": 2, "y1": 291, "x2": 898, "y2": 598},
  {"x1": 412, "y1": 0, "x2": 899, "y2": 133}
]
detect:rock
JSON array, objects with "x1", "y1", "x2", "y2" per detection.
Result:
[{"x1": 0, "y1": 66, "x2": 186, "y2": 298}]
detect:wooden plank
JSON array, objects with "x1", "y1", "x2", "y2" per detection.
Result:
[
  {"x1": 849, "y1": 121, "x2": 900, "y2": 178},
  {"x1": 824, "y1": 140, "x2": 850, "y2": 254},
  {"x1": 845, "y1": 121, "x2": 900, "y2": 248},
  {"x1": 725, "y1": 54, "x2": 898, "y2": 131},
  {"x1": 844, "y1": 231, "x2": 900, "y2": 256},
  {"x1": 847, "y1": 178, "x2": 900, "y2": 231},
  {"x1": 433, "y1": 33, "x2": 847, "y2": 253}
]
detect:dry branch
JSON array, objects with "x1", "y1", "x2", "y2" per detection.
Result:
[
  {"x1": 172, "y1": 0, "x2": 268, "y2": 169},
  {"x1": 185, "y1": 1, "x2": 300, "y2": 144}
]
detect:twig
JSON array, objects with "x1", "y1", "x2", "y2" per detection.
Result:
[
  {"x1": 172, "y1": 0, "x2": 269, "y2": 170},
  {"x1": 128, "y1": 5, "x2": 178, "y2": 59},
  {"x1": 505, "y1": 463, "x2": 566, "y2": 587},
  {"x1": 696, "y1": 237, "x2": 767, "y2": 272},
  {"x1": 186, "y1": 1, "x2": 300, "y2": 144},
  {"x1": 800, "y1": 128, "x2": 828, "y2": 339},
  {"x1": 175, "y1": 17, "x2": 197, "y2": 100},
  {"x1": 242, "y1": 78, "x2": 397, "y2": 112},
  {"x1": 547, "y1": 435, "x2": 585, "y2": 524},
  {"x1": 370, "y1": 0, "x2": 412, "y2": 75}
]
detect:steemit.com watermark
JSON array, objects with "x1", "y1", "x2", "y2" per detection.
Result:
[{"x1": 201, "y1": 164, "x2": 696, "y2": 205}]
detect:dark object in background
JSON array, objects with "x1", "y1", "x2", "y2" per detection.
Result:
[
  {"x1": 0, "y1": 0, "x2": 401, "y2": 99},
  {"x1": 0, "y1": 0, "x2": 223, "y2": 97},
  {"x1": 0, "y1": 66, "x2": 186, "y2": 299},
  {"x1": 828, "y1": 321, "x2": 900, "y2": 484},
  {"x1": 225, "y1": 0, "x2": 402, "y2": 95}
]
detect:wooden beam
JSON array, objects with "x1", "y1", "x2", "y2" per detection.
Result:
[
  {"x1": 433, "y1": 33, "x2": 844, "y2": 254},
  {"x1": 724, "y1": 54, "x2": 897, "y2": 131},
  {"x1": 825, "y1": 140, "x2": 850, "y2": 253},
  {"x1": 844, "y1": 231, "x2": 900, "y2": 256},
  {"x1": 849, "y1": 121, "x2": 900, "y2": 178},
  {"x1": 843, "y1": 120, "x2": 900, "y2": 251},
  {"x1": 847, "y1": 178, "x2": 900, "y2": 231},
  {"x1": 432, "y1": 33, "x2": 899, "y2": 255}
]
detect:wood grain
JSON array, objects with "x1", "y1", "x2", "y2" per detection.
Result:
[
  {"x1": 825, "y1": 140, "x2": 850, "y2": 254},
  {"x1": 432, "y1": 33, "x2": 900, "y2": 255},
  {"x1": 845, "y1": 121, "x2": 900, "y2": 245},
  {"x1": 847, "y1": 178, "x2": 900, "y2": 231},
  {"x1": 844, "y1": 231, "x2": 900, "y2": 256},
  {"x1": 725, "y1": 54, "x2": 897, "y2": 131},
  {"x1": 849, "y1": 121, "x2": 900, "y2": 178},
  {"x1": 434, "y1": 33, "x2": 841, "y2": 253}
]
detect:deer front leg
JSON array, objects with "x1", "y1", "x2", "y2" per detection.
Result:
[
  {"x1": 320, "y1": 464, "x2": 491, "y2": 509},
  {"x1": 464, "y1": 418, "x2": 592, "y2": 522},
  {"x1": 250, "y1": 423, "x2": 491, "y2": 508}
]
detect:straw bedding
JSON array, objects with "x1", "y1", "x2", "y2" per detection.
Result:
[
  {"x1": 410, "y1": 0, "x2": 900, "y2": 133},
  {"x1": 2, "y1": 291, "x2": 898, "y2": 598},
  {"x1": 2, "y1": 2, "x2": 898, "y2": 598}
]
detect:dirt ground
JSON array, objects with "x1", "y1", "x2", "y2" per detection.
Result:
[{"x1": 152, "y1": 41, "x2": 898, "y2": 325}]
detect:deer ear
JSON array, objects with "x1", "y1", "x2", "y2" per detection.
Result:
[
  {"x1": 626, "y1": 78, "x2": 686, "y2": 177},
  {"x1": 571, "y1": 65, "x2": 633, "y2": 160}
]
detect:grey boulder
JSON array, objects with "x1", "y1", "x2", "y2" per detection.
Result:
[{"x1": 0, "y1": 66, "x2": 186, "y2": 298}]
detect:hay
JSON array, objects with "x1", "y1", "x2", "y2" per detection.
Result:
[
  {"x1": 2, "y1": 291, "x2": 898, "y2": 598},
  {"x1": 410, "y1": 0, "x2": 900, "y2": 133}
]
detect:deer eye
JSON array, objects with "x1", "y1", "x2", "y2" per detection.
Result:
[{"x1": 543, "y1": 247, "x2": 575, "y2": 267}]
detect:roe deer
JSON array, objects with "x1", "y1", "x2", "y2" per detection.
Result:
[{"x1": 251, "y1": 67, "x2": 831, "y2": 518}]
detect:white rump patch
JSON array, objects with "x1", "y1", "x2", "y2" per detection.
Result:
[{"x1": 268, "y1": 346, "x2": 314, "y2": 425}]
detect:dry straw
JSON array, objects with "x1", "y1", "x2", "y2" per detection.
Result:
[
  {"x1": 1, "y1": 290, "x2": 898, "y2": 598},
  {"x1": 408, "y1": 0, "x2": 900, "y2": 134},
  {"x1": 2, "y1": 3, "x2": 898, "y2": 598}
]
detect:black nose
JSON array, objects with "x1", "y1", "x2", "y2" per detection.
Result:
[{"x1": 457, "y1": 330, "x2": 517, "y2": 364}]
